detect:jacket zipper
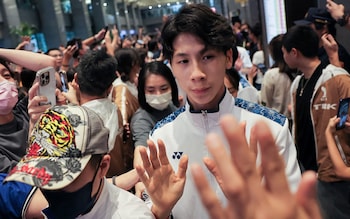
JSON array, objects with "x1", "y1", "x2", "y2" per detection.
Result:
[{"x1": 201, "y1": 110, "x2": 209, "y2": 133}]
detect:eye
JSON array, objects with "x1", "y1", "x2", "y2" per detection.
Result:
[
  {"x1": 176, "y1": 59, "x2": 189, "y2": 64},
  {"x1": 161, "y1": 86, "x2": 170, "y2": 91},
  {"x1": 145, "y1": 88, "x2": 155, "y2": 94},
  {"x1": 203, "y1": 55, "x2": 214, "y2": 61}
]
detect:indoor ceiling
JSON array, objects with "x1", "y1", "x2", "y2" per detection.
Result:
[{"x1": 125, "y1": 0, "x2": 188, "y2": 7}]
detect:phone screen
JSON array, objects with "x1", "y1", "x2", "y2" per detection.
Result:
[{"x1": 336, "y1": 98, "x2": 350, "y2": 130}]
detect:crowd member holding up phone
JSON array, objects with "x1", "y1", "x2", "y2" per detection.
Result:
[
  {"x1": 0, "y1": 49, "x2": 55, "y2": 174},
  {"x1": 284, "y1": 25, "x2": 350, "y2": 219},
  {"x1": 135, "y1": 4, "x2": 301, "y2": 219},
  {"x1": 325, "y1": 115, "x2": 350, "y2": 180}
]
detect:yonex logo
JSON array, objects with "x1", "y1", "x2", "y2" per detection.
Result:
[{"x1": 172, "y1": 152, "x2": 183, "y2": 160}]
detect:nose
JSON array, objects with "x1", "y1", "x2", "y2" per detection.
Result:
[{"x1": 190, "y1": 63, "x2": 206, "y2": 81}]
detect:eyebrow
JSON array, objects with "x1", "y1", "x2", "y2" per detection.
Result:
[{"x1": 173, "y1": 46, "x2": 209, "y2": 58}]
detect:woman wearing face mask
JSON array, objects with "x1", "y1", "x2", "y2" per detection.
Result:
[
  {"x1": 131, "y1": 61, "x2": 180, "y2": 198},
  {"x1": 0, "y1": 62, "x2": 29, "y2": 174}
]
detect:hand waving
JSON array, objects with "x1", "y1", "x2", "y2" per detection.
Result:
[
  {"x1": 136, "y1": 139, "x2": 188, "y2": 219},
  {"x1": 191, "y1": 115, "x2": 322, "y2": 219}
]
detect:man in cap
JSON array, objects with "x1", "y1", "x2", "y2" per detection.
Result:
[
  {"x1": 4, "y1": 105, "x2": 154, "y2": 219},
  {"x1": 294, "y1": 7, "x2": 350, "y2": 72}
]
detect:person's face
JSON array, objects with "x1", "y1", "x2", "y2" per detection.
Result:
[
  {"x1": 170, "y1": 33, "x2": 232, "y2": 110},
  {"x1": 282, "y1": 46, "x2": 297, "y2": 69},
  {"x1": 224, "y1": 76, "x2": 238, "y2": 98},
  {"x1": 47, "y1": 50, "x2": 63, "y2": 67},
  {"x1": 0, "y1": 64, "x2": 13, "y2": 81},
  {"x1": 145, "y1": 74, "x2": 171, "y2": 95},
  {"x1": 62, "y1": 155, "x2": 109, "y2": 195}
]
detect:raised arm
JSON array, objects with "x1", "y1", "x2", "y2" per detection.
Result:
[{"x1": 0, "y1": 48, "x2": 55, "y2": 71}]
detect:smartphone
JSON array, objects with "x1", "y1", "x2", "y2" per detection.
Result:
[
  {"x1": 336, "y1": 98, "x2": 350, "y2": 130},
  {"x1": 36, "y1": 67, "x2": 56, "y2": 106}
]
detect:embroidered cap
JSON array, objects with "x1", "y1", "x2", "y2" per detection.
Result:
[
  {"x1": 294, "y1": 7, "x2": 335, "y2": 26},
  {"x1": 5, "y1": 105, "x2": 109, "y2": 190}
]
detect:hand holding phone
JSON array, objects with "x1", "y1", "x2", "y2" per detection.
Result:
[
  {"x1": 336, "y1": 98, "x2": 350, "y2": 130},
  {"x1": 36, "y1": 67, "x2": 56, "y2": 106}
]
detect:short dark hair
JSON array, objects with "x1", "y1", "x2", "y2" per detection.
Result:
[
  {"x1": 77, "y1": 50, "x2": 117, "y2": 97},
  {"x1": 232, "y1": 45, "x2": 239, "y2": 65},
  {"x1": 0, "y1": 58, "x2": 14, "y2": 78},
  {"x1": 282, "y1": 25, "x2": 319, "y2": 58},
  {"x1": 114, "y1": 48, "x2": 140, "y2": 82},
  {"x1": 45, "y1": 48, "x2": 61, "y2": 55},
  {"x1": 161, "y1": 4, "x2": 234, "y2": 61},
  {"x1": 138, "y1": 61, "x2": 179, "y2": 113}
]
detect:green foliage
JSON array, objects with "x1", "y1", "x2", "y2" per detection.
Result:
[{"x1": 9, "y1": 22, "x2": 37, "y2": 37}]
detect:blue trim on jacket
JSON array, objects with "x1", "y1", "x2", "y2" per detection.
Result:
[
  {"x1": 235, "y1": 98, "x2": 286, "y2": 126},
  {"x1": 150, "y1": 106, "x2": 185, "y2": 135}
]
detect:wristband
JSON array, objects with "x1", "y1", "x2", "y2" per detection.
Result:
[
  {"x1": 337, "y1": 12, "x2": 349, "y2": 26},
  {"x1": 62, "y1": 64, "x2": 69, "y2": 67}
]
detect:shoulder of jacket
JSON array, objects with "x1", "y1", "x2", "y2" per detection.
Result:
[
  {"x1": 150, "y1": 106, "x2": 186, "y2": 135},
  {"x1": 234, "y1": 98, "x2": 287, "y2": 126}
]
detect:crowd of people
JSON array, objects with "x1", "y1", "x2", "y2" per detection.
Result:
[{"x1": 0, "y1": 1, "x2": 350, "y2": 218}]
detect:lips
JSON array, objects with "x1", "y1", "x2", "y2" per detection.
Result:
[{"x1": 192, "y1": 87, "x2": 209, "y2": 95}]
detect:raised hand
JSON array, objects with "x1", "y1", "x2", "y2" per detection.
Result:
[
  {"x1": 136, "y1": 139, "x2": 188, "y2": 219},
  {"x1": 191, "y1": 115, "x2": 322, "y2": 219}
]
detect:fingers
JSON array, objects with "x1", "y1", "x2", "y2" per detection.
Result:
[
  {"x1": 249, "y1": 124, "x2": 258, "y2": 160},
  {"x1": 158, "y1": 139, "x2": 170, "y2": 166},
  {"x1": 28, "y1": 82, "x2": 51, "y2": 123},
  {"x1": 28, "y1": 82, "x2": 39, "y2": 100},
  {"x1": 219, "y1": 116, "x2": 260, "y2": 185},
  {"x1": 295, "y1": 171, "x2": 322, "y2": 219},
  {"x1": 135, "y1": 163, "x2": 149, "y2": 187},
  {"x1": 139, "y1": 144, "x2": 153, "y2": 177},
  {"x1": 205, "y1": 132, "x2": 247, "y2": 214},
  {"x1": 254, "y1": 121, "x2": 290, "y2": 196},
  {"x1": 191, "y1": 164, "x2": 226, "y2": 219},
  {"x1": 177, "y1": 154, "x2": 188, "y2": 179},
  {"x1": 149, "y1": 139, "x2": 161, "y2": 169}
]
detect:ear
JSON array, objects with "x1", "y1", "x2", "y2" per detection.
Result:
[
  {"x1": 225, "y1": 49, "x2": 233, "y2": 69},
  {"x1": 290, "y1": 48, "x2": 298, "y2": 57},
  {"x1": 74, "y1": 73, "x2": 78, "y2": 84},
  {"x1": 99, "y1": 154, "x2": 111, "y2": 178}
]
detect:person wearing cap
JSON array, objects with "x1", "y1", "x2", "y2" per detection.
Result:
[
  {"x1": 294, "y1": 7, "x2": 350, "y2": 73},
  {"x1": 4, "y1": 105, "x2": 154, "y2": 219}
]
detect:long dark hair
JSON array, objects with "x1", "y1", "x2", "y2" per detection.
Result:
[
  {"x1": 138, "y1": 61, "x2": 179, "y2": 113},
  {"x1": 269, "y1": 34, "x2": 296, "y2": 82}
]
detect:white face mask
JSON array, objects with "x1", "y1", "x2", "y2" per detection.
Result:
[{"x1": 145, "y1": 91, "x2": 172, "y2": 111}]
